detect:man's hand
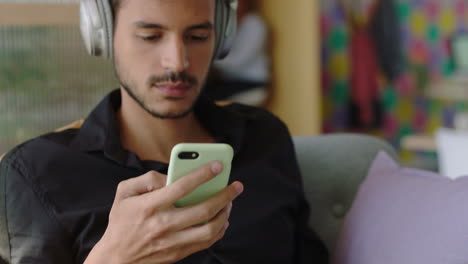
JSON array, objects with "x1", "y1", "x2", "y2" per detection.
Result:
[{"x1": 84, "y1": 161, "x2": 243, "y2": 264}]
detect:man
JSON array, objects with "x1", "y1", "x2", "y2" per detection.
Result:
[{"x1": 0, "y1": 0, "x2": 328, "y2": 263}]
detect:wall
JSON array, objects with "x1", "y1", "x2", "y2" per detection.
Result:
[{"x1": 259, "y1": 0, "x2": 321, "y2": 136}]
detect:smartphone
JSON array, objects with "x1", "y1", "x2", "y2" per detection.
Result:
[{"x1": 166, "y1": 143, "x2": 234, "y2": 207}]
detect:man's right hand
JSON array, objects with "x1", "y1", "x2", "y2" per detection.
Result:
[{"x1": 84, "y1": 161, "x2": 244, "y2": 264}]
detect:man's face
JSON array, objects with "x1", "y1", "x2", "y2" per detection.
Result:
[{"x1": 113, "y1": 0, "x2": 216, "y2": 119}]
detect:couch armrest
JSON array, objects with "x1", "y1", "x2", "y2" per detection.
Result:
[{"x1": 293, "y1": 134, "x2": 398, "y2": 252}]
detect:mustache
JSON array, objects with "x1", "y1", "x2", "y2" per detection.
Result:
[{"x1": 147, "y1": 71, "x2": 198, "y2": 86}]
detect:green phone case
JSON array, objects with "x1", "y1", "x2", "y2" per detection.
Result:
[{"x1": 166, "y1": 143, "x2": 234, "y2": 207}]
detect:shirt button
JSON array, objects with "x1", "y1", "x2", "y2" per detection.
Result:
[{"x1": 332, "y1": 204, "x2": 346, "y2": 218}]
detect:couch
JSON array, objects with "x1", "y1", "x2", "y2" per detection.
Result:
[{"x1": 292, "y1": 134, "x2": 398, "y2": 253}]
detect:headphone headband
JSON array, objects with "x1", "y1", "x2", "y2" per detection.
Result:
[{"x1": 80, "y1": 0, "x2": 238, "y2": 60}]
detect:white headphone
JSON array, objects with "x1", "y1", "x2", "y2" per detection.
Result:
[{"x1": 79, "y1": 0, "x2": 238, "y2": 60}]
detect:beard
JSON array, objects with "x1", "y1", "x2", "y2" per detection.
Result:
[{"x1": 114, "y1": 57, "x2": 201, "y2": 120}]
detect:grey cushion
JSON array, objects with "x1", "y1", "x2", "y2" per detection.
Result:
[
  {"x1": 293, "y1": 134, "x2": 398, "y2": 252},
  {"x1": 333, "y1": 152, "x2": 468, "y2": 264}
]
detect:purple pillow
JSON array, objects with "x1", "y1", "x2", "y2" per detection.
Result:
[{"x1": 333, "y1": 152, "x2": 468, "y2": 264}]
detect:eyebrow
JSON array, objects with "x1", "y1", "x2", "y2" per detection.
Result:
[
  {"x1": 187, "y1": 22, "x2": 213, "y2": 31},
  {"x1": 133, "y1": 21, "x2": 214, "y2": 31}
]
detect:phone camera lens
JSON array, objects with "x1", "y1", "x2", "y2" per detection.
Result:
[{"x1": 178, "y1": 152, "x2": 199, "y2": 160}]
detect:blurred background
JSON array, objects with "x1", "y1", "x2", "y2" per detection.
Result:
[
  {"x1": 2, "y1": 0, "x2": 468, "y2": 173},
  {"x1": 0, "y1": 0, "x2": 117, "y2": 157}
]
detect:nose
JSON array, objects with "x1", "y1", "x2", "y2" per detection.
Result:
[{"x1": 161, "y1": 37, "x2": 189, "y2": 73}]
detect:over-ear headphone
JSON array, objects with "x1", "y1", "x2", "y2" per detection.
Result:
[{"x1": 79, "y1": 0, "x2": 238, "y2": 60}]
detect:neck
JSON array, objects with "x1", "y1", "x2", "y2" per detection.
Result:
[{"x1": 117, "y1": 90, "x2": 214, "y2": 163}]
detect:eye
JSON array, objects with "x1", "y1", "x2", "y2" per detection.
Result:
[
  {"x1": 188, "y1": 34, "x2": 209, "y2": 42},
  {"x1": 139, "y1": 34, "x2": 162, "y2": 42},
  {"x1": 136, "y1": 28, "x2": 163, "y2": 41},
  {"x1": 186, "y1": 29, "x2": 211, "y2": 42}
]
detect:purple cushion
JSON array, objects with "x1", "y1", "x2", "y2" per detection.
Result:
[{"x1": 333, "y1": 152, "x2": 468, "y2": 264}]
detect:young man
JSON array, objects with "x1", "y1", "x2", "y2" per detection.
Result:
[{"x1": 0, "y1": 0, "x2": 328, "y2": 263}]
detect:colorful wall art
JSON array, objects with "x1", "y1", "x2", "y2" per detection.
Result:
[{"x1": 321, "y1": 0, "x2": 468, "y2": 168}]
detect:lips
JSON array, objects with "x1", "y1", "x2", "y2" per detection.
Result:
[{"x1": 153, "y1": 82, "x2": 191, "y2": 98}]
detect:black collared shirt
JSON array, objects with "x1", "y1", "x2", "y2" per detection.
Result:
[{"x1": 0, "y1": 90, "x2": 328, "y2": 264}]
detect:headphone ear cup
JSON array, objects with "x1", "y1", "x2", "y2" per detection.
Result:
[
  {"x1": 214, "y1": 0, "x2": 238, "y2": 60},
  {"x1": 99, "y1": 0, "x2": 114, "y2": 58},
  {"x1": 79, "y1": 0, "x2": 113, "y2": 58}
]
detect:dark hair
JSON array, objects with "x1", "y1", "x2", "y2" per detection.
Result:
[
  {"x1": 110, "y1": 0, "x2": 122, "y2": 21},
  {"x1": 111, "y1": 0, "x2": 220, "y2": 20}
]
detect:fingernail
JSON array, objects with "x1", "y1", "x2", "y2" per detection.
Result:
[
  {"x1": 211, "y1": 161, "x2": 223, "y2": 174},
  {"x1": 234, "y1": 182, "x2": 243, "y2": 195}
]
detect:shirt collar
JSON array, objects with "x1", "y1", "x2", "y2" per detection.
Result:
[{"x1": 70, "y1": 89, "x2": 245, "y2": 166}]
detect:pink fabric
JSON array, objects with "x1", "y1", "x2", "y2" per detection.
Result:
[{"x1": 334, "y1": 152, "x2": 468, "y2": 264}]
